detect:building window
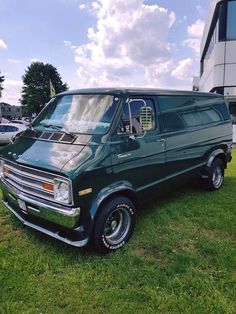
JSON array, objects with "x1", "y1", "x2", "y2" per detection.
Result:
[
  {"x1": 229, "y1": 102, "x2": 236, "y2": 124},
  {"x1": 227, "y1": 1, "x2": 236, "y2": 40},
  {"x1": 218, "y1": 2, "x2": 227, "y2": 41},
  {"x1": 200, "y1": 1, "x2": 227, "y2": 76}
]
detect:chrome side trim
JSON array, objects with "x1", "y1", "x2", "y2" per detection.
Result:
[{"x1": 2, "y1": 200, "x2": 88, "y2": 248}]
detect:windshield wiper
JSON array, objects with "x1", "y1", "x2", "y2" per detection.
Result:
[{"x1": 40, "y1": 124, "x2": 75, "y2": 138}]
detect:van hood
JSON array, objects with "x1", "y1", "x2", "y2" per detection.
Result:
[{"x1": 1, "y1": 136, "x2": 92, "y2": 174}]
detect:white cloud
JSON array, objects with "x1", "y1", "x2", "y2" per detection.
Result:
[
  {"x1": 8, "y1": 58, "x2": 22, "y2": 64},
  {"x1": 196, "y1": 5, "x2": 205, "y2": 16},
  {"x1": 144, "y1": 60, "x2": 174, "y2": 86},
  {"x1": 1, "y1": 79, "x2": 22, "y2": 105},
  {"x1": 79, "y1": 4, "x2": 86, "y2": 10},
  {"x1": 63, "y1": 40, "x2": 77, "y2": 50},
  {"x1": 183, "y1": 38, "x2": 201, "y2": 55},
  {"x1": 183, "y1": 19, "x2": 205, "y2": 56},
  {"x1": 171, "y1": 58, "x2": 193, "y2": 81},
  {"x1": 4, "y1": 79, "x2": 22, "y2": 87},
  {"x1": 187, "y1": 19, "x2": 205, "y2": 38},
  {"x1": 0, "y1": 39, "x2": 7, "y2": 49},
  {"x1": 69, "y1": 0, "x2": 176, "y2": 88},
  {"x1": 29, "y1": 58, "x2": 43, "y2": 63}
]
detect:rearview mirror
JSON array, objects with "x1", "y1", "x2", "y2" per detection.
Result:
[{"x1": 140, "y1": 106, "x2": 153, "y2": 132}]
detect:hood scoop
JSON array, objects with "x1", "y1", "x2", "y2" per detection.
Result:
[{"x1": 23, "y1": 129, "x2": 75, "y2": 144}]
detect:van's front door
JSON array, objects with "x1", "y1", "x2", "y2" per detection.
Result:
[{"x1": 110, "y1": 96, "x2": 166, "y2": 200}]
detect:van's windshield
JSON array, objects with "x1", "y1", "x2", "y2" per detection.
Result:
[{"x1": 32, "y1": 94, "x2": 117, "y2": 135}]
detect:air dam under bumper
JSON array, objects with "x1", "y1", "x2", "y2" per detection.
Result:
[{"x1": 0, "y1": 178, "x2": 89, "y2": 247}]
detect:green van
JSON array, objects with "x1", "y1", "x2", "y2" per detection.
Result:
[{"x1": 0, "y1": 88, "x2": 233, "y2": 253}]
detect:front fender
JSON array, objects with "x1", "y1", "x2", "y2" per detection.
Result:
[
  {"x1": 90, "y1": 180, "x2": 135, "y2": 220},
  {"x1": 81, "y1": 181, "x2": 136, "y2": 239}
]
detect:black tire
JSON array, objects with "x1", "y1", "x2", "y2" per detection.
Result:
[
  {"x1": 202, "y1": 158, "x2": 225, "y2": 191},
  {"x1": 92, "y1": 196, "x2": 136, "y2": 254}
]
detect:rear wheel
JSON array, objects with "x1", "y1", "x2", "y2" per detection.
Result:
[
  {"x1": 92, "y1": 196, "x2": 136, "y2": 253},
  {"x1": 202, "y1": 158, "x2": 224, "y2": 191}
]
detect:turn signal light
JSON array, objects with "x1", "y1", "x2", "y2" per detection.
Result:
[
  {"x1": 42, "y1": 182, "x2": 54, "y2": 191},
  {"x1": 3, "y1": 167, "x2": 10, "y2": 175}
]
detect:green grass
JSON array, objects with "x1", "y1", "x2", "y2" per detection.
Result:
[{"x1": 0, "y1": 152, "x2": 236, "y2": 314}]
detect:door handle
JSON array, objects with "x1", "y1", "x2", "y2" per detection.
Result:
[{"x1": 156, "y1": 139, "x2": 165, "y2": 146}]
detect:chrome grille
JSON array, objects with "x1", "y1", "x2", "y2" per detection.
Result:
[{"x1": 3, "y1": 160, "x2": 56, "y2": 202}]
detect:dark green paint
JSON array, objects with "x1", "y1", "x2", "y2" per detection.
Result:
[{"x1": 0, "y1": 88, "x2": 233, "y2": 245}]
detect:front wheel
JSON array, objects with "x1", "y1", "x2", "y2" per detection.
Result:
[
  {"x1": 202, "y1": 158, "x2": 225, "y2": 191},
  {"x1": 92, "y1": 196, "x2": 136, "y2": 253}
]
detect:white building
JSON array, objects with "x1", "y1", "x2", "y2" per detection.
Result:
[
  {"x1": 0, "y1": 102, "x2": 22, "y2": 120},
  {"x1": 198, "y1": 0, "x2": 236, "y2": 142}
]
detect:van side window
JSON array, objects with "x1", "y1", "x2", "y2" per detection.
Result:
[
  {"x1": 158, "y1": 96, "x2": 228, "y2": 132},
  {"x1": 162, "y1": 112, "x2": 185, "y2": 132},
  {"x1": 119, "y1": 99, "x2": 156, "y2": 134},
  {"x1": 181, "y1": 108, "x2": 222, "y2": 127},
  {"x1": 213, "y1": 103, "x2": 230, "y2": 121}
]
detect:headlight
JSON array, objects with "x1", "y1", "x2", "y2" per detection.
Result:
[{"x1": 53, "y1": 179, "x2": 72, "y2": 204}]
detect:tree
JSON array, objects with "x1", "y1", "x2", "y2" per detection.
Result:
[
  {"x1": 21, "y1": 62, "x2": 68, "y2": 115},
  {"x1": 0, "y1": 71, "x2": 4, "y2": 99}
]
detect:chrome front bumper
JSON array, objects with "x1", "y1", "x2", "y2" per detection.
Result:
[{"x1": 0, "y1": 178, "x2": 88, "y2": 247}]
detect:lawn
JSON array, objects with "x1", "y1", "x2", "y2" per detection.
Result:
[{"x1": 0, "y1": 151, "x2": 235, "y2": 314}]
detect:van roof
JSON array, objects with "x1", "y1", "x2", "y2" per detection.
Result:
[{"x1": 57, "y1": 87, "x2": 223, "y2": 98}]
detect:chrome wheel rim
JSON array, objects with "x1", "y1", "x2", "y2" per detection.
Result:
[
  {"x1": 212, "y1": 165, "x2": 223, "y2": 188},
  {"x1": 104, "y1": 208, "x2": 131, "y2": 246}
]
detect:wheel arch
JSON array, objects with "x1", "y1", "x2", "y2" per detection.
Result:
[
  {"x1": 206, "y1": 148, "x2": 227, "y2": 169},
  {"x1": 89, "y1": 182, "x2": 138, "y2": 229}
]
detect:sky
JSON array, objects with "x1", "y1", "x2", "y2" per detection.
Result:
[{"x1": 0, "y1": 0, "x2": 208, "y2": 106}]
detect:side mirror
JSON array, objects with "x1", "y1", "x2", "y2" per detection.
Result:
[
  {"x1": 11, "y1": 130, "x2": 25, "y2": 143},
  {"x1": 140, "y1": 106, "x2": 153, "y2": 132}
]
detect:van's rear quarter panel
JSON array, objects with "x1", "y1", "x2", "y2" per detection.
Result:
[{"x1": 164, "y1": 122, "x2": 232, "y2": 177}]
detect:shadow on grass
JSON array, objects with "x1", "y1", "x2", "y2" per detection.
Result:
[{"x1": 139, "y1": 178, "x2": 200, "y2": 215}]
